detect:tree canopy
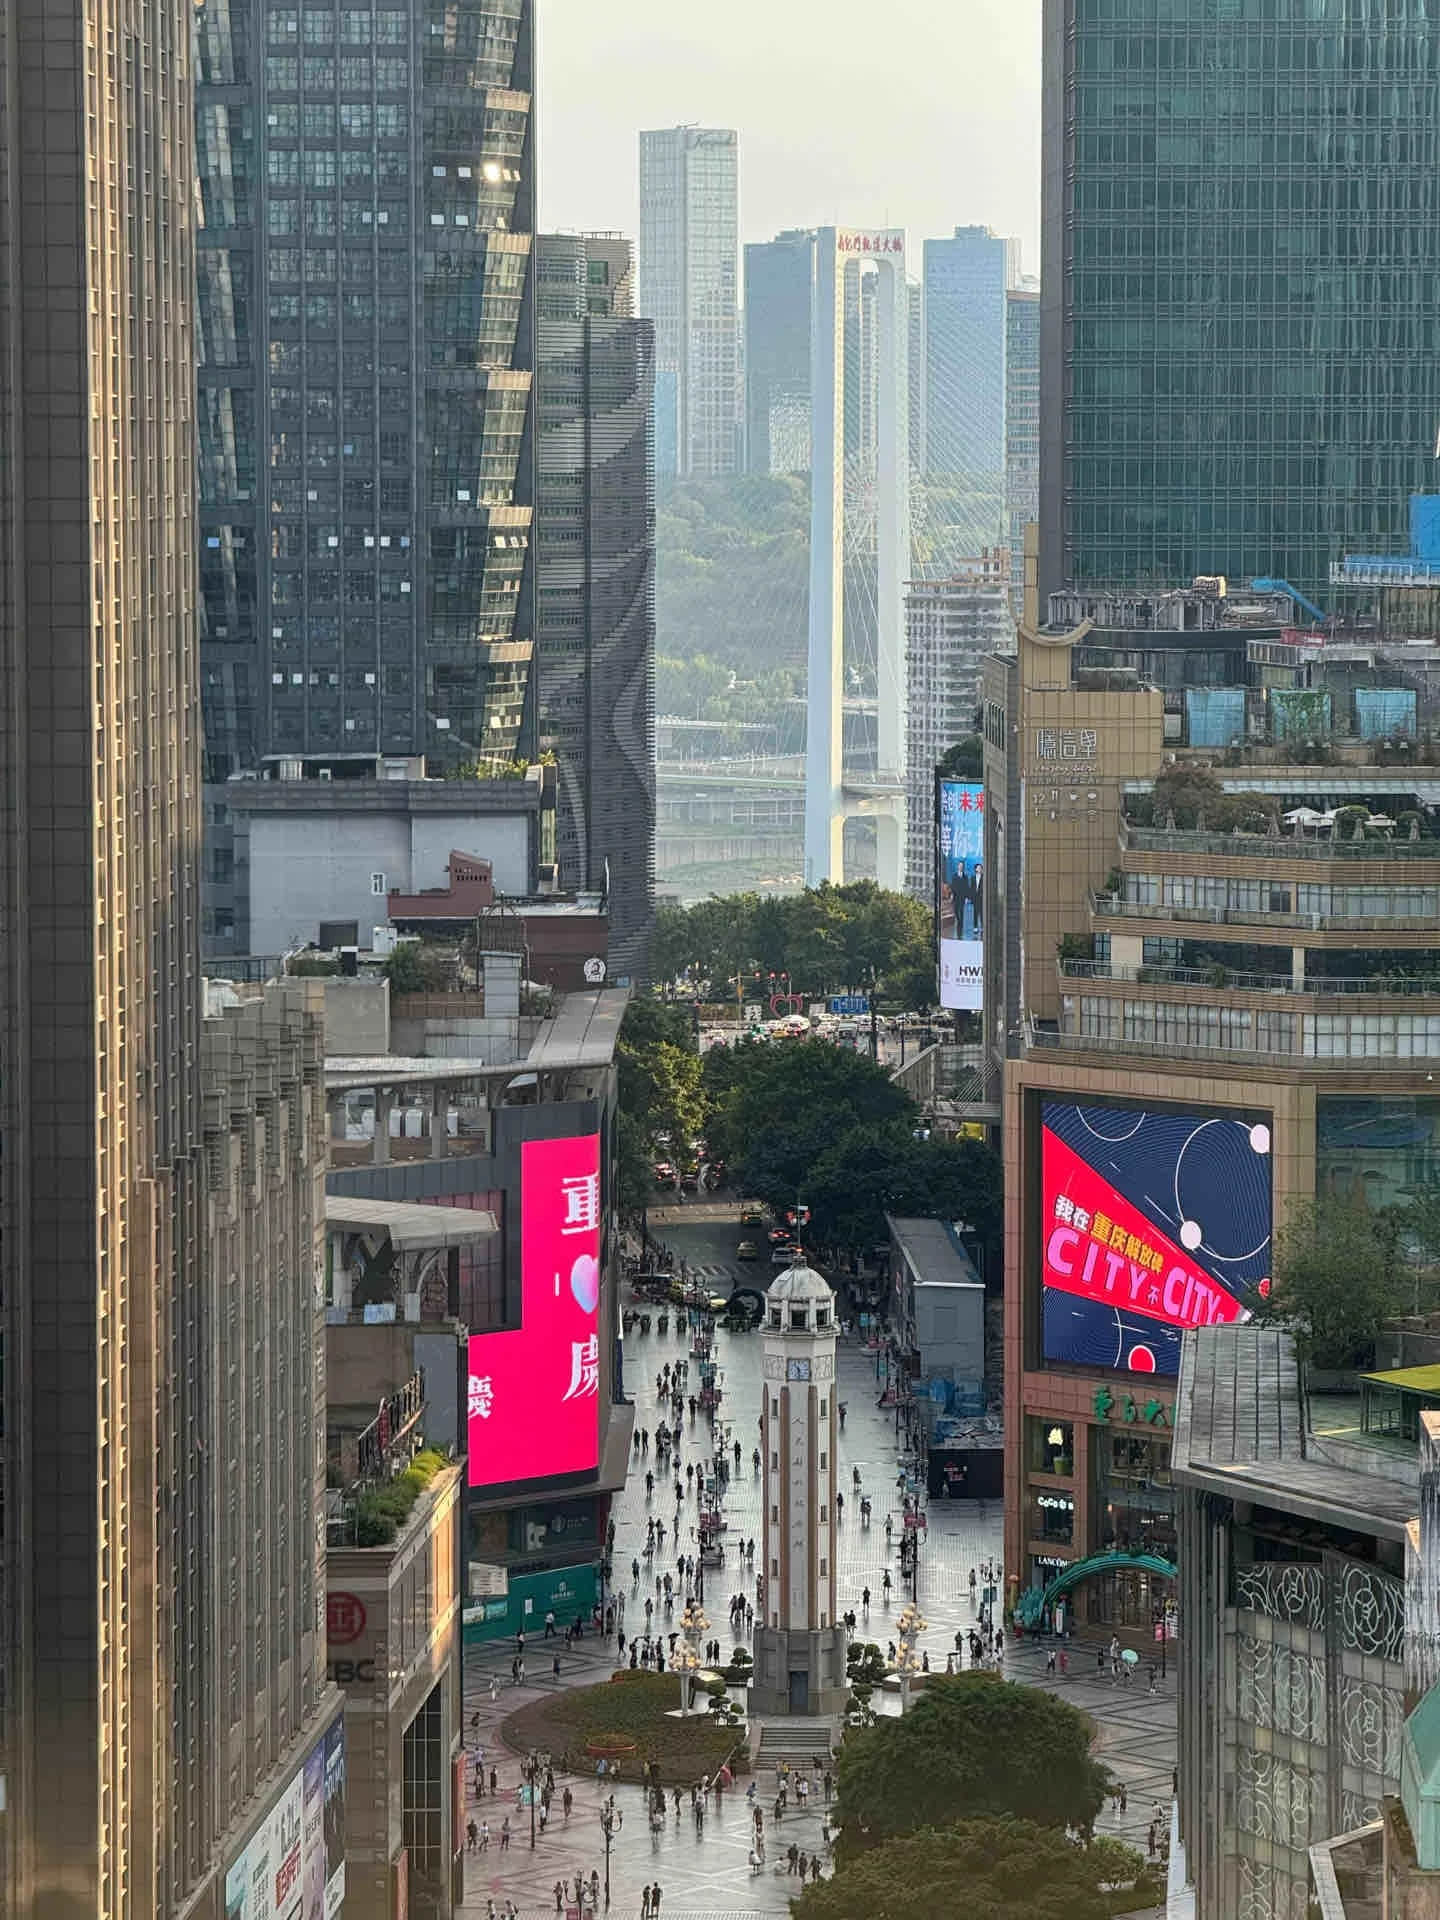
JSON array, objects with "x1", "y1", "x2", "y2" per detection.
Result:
[
  {"x1": 937, "y1": 734, "x2": 984, "y2": 781},
  {"x1": 792, "y1": 1817, "x2": 1152, "y2": 1920},
  {"x1": 615, "y1": 999, "x2": 702, "y2": 1208},
  {"x1": 650, "y1": 880, "x2": 935, "y2": 1009},
  {"x1": 833, "y1": 1673, "x2": 1110, "y2": 1860},
  {"x1": 803, "y1": 1122, "x2": 1003, "y2": 1264},
  {"x1": 1258, "y1": 1194, "x2": 1404, "y2": 1369},
  {"x1": 702, "y1": 1039, "x2": 915, "y2": 1214}
]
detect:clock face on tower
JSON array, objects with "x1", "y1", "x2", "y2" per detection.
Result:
[{"x1": 787, "y1": 1357, "x2": 811, "y2": 1382}]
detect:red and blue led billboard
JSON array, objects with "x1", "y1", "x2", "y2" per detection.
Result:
[
  {"x1": 1040, "y1": 1099, "x2": 1271, "y2": 1376},
  {"x1": 467, "y1": 1133, "x2": 602, "y2": 1487}
]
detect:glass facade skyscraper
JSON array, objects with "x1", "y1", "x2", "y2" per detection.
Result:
[
  {"x1": 536, "y1": 235, "x2": 657, "y2": 981},
  {"x1": 744, "y1": 229, "x2": 815, "y2": 474},
  {"x1": 638, "y1": 126, "x2": 740, "y2": 479},
  {"x1": 923, "y1": 225, "x2": 1017, "y2": 486},
  {"x1": 196, "y1": 0, "x2": 536, "y2": 779},
  {"x1": 1039, "y1": 0, "x2": 1440, "y2": 603}
]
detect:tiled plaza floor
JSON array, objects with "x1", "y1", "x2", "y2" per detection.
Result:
[{"x1": 458, "y1": 1221, "x2": 1176, "y2": 1914}]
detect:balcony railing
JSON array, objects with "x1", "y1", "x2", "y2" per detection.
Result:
[
  {"x1": 1026, "y1": 1019, "x2": 1440, "y2": 1070},
  {"x1": 1120, "y1": 819, "x2": 1440, "y2": 861},
  {"x1": 1059, "y1": 958, "x2": 1440, "y2": 998},
  {"x1": 354, "y1": 1373, "x2": 425, "y2": 1483},
  {"x1": 1088, "y1": 891, "x2": 1440, "y2": 935}
]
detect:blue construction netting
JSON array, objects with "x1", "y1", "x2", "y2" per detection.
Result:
[
  {"x1": 1355, "y1": 687, "x2": 1417, "y2": 740},
  {"x1": 1185, "y1": 686, "x2": 1246, "y2": 749}
]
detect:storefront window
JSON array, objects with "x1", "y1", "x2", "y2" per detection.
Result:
[
  {"x1": 1028, "y1": 1418, "x2": 1074, "y2": 1476},
  {"x1": 1091, "y1": 1431, "x2": 1176, "y2": 1559},
  {"x1": 1029, "y1": 1489, "x2": 1075, "y2": 1545}
]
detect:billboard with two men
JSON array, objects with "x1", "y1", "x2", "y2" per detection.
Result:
[{"x1": 938, "y1": 780, "x2": 984, "y2": 1012}]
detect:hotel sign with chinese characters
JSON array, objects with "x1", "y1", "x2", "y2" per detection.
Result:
[{"x1": 836, "y1": 230, "x2": 905, "y2": 258}]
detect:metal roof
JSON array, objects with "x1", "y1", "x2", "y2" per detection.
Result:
[
  {"x1": 324, "y1": 1195, "x2": 498, "y2": 1249},
  {"x1": 1172, "y1": 1325, "x2": 1417, "y2": 1542}
]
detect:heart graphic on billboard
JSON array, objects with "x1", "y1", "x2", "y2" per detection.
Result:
[{"x1": 570, "y1": 1254, "x2": 600, "y2": 1314}]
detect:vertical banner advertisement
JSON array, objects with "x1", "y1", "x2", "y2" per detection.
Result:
[
  {"x1": 467, "y1": 1132, "x2": 603, "y2": 1487},
  {"x1": 938, "y1": 779, "x2": 985, "y2": 1011},
  {"x1": 224, "y1": 1718, "x2": 345, "y2": 1920}
]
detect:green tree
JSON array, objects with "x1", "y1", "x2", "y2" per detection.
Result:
[
  {"x1": 804, "y1": 1124, "x2": 1003, "y2": 1264},
  {"x1": 793, "y1": 1817, "x2": 1151, "y2": 1920},
  {"x1": 937, "y1": 735, "x2": 984, "y2": 781},
  {"x1": 706, "y1": 1042, "x2": 914, "y2": 1210},
  {"x1": 614, "y1": 999, "x2": 706, "y2": 1212},
  {"x1": 1258, "y1": 1195, "x2": 1403, "y2": 1369},
  {"x1": 643, "y1": 881, "x2": 938, "y2": 1009},
  {"x1": 833, "y1": 1673, "x2": 1109, "y2": 1860},
  {"x1": 381, "y1": 939, "x2": 453, "y2": 995}
]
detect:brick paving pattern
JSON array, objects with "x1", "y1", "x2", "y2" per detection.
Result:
[{"x1": 458, "y1": 1218, "x2": 1176, "y2": 1913}]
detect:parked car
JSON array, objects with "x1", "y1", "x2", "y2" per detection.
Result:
[{"x1": 736, "y1": 1240, "x2": 759, "y2": 1261}]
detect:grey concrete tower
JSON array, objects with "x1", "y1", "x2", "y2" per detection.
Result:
[{"x1": 751, "y1": 1264, "x2": 848, "y2": 1719}]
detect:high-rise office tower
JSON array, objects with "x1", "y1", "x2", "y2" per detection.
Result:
[
  {"x1": 744, "y1": 228, "x2": 814, "y2": 474},
  {"x1": 638, "y1": 126, "x2": 740, "y2": 479},
  {"x1": 1039, "y1": 0, "x2": 1440, "y2": 603},
  {"x1": 535, "y1": 234, "x2": 657, "y2": 981},
  {"x1": 196, "y1": 0, "x2": 537, "y2": 778},
  {"x1": 923, "y1": 225, "x2": 1016, "y2": 487},
  {"x1": 1005, "y1": 279, "x2": 1040, "y2": 618},
  {"x1": 0, "y1": 4, "x2": 337, "y2": 1911}
]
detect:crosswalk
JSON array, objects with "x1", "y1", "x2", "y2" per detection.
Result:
[{"x1": 687, "y1": 1262, "x2": 739, "y2": 1284}]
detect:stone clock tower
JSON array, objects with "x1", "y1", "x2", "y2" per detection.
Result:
[{"x1": 750, "y1": 1262, "x2": 849, "y2": 1718}]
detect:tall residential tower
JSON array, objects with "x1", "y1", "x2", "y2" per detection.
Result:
[
  {"x1": 638, "y1": 126, "x2": 740, "y2": 479},
  {"x1": 196, "y1": 0, "x2": 538, "y2": 777},
  {"x1": 1039, "y1": 0, "x2": 1440, "y2": 601}
]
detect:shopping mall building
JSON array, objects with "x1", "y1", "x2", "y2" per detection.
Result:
[{"x1": 986, "y1": 563, "x2": 1440, "y2": 1632}]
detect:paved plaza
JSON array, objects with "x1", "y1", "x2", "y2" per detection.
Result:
[{"x1": 458, "y1": 1219, "x2": 1176, "y2": 1915}]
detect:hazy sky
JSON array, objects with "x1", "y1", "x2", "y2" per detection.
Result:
[{"x1": 537, "y1": 0, "x2": 1041, "y2": 275}]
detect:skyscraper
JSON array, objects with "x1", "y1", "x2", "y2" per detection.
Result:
[
  {"x1": 922, "y1": 225, "x2": 1016, "y2": 487},
  {"x1": 196, "y1": 0, "x2": 537, "y2": 778},
  {"x1": 744, "y1": 229, "x2": 815, "y2": 474},
  {"x1": 638, "y1": 126, "x2": 740, "y2": 479},
  {"x1": 1039, "y1": 0, "x2": 1440, "y2": 603},
  {"x1": 0, "y1": 3, "x2": 336, "y2": 1910},
  {"x1": 536, "y1": 234, "x2": 657, "y2": 980},
  {"x1": 1005, "y1": 280, "x2": 1040, "y2": 618}
]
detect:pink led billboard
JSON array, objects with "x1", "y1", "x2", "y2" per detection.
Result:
[{"x1": 466, "y1": 1133, "x2": 602, "y2": 1488}]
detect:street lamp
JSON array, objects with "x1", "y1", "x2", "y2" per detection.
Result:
[
  {"x1": 895, "y1": 1601, "x2": 928, "y2": 1714},
  {"x1": 670, "y1": 1600, "x2": 710, "y2": 1715},
  {"x1": 521, "y1": 1750, "x2": 543, "y2": 1849},
  {"x1": 600, "y1": 1802, "x2": 624, "y2": 1907}
]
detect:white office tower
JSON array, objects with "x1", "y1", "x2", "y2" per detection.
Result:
[{"x1": 750, "y1": 1263, "x2": 849, "y2": 1717}]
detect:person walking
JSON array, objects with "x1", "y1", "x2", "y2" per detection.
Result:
[
  {"x1": 467, "y1": 1819, "x2": 478, "y2": 1851},
  {"x1": 641, "y1": 1890, "x2": 651, "y2": 1920},
  {"x1": 554, "y1": 1883, "x2": 564, "y2": 1914},
  {"x1": 651, "y1": 1884, "x2": 663, "y2": 1916},
  {"x1": 499, "y1": 1816, "x2": 511, "y2": 1851}
]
